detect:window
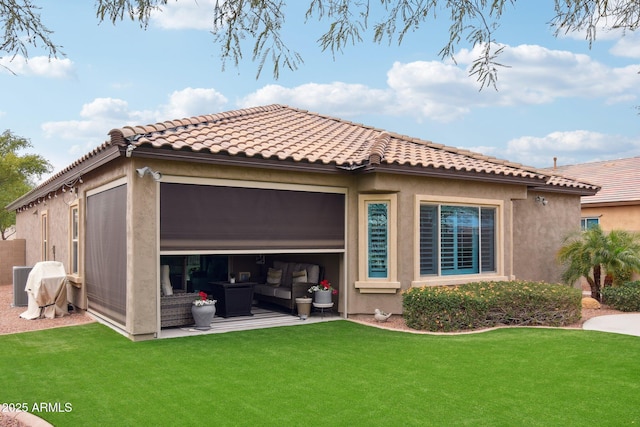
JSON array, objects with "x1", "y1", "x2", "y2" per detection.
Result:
[
  {"x1": 41, "y1": 211, "x2": 48, "y2": 261},
  {"x1": 70, "y1": 204, "x2": 80, "y2": 275},
  {"x1": 355, "y1": 194, "x2": 400, "y2": 293},
  {"x1": 581, "y1": 217, "x2": 599, "y2": 230},
  {"x1": 419, "y1": 204, "x2": 496, "y2": 276},
  {"x1": 367, "y1": 202, "x2": 388, "y2": 278}
]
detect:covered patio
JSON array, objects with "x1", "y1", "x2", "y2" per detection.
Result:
[{"x1": 92, "y1": 305, "x2": 342, "y2": 339}]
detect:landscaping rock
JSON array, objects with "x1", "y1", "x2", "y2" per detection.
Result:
[{"x1": 582, "y1": 297, "x2": 601, "y2": 309}]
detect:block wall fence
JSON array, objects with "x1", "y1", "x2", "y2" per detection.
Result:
[{"x1": 0, "y1": 239, "x2": 26, "y2": 285}]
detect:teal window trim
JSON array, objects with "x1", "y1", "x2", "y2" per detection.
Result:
[{"x1": 367, "y1": 202, "x2": 388, "y2": 278}]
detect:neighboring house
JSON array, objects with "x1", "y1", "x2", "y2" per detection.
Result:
[
  {"x1": 6, "y1": 105, "x2": 598, "y2": 340},
  {"x1": 549, "y1": 156, "x2": 640, "y2": 232}
]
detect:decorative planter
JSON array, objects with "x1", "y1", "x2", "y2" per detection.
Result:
[
  {"x1": 295, "y1": 297, "x2": 312, "y2": 319},
  {"x1": 191, "y1": 303, "x2": 216, "y2": 330},
  {"x1": 314, "y1": 290, "x2": 332, "y2": 304}
]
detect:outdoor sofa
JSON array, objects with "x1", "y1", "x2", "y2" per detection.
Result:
[{"x1": 253, "y1": 261, "x2": 322, "y2": 313}]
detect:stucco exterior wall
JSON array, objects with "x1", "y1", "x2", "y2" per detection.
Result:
[
  {"x1": 581, "y1": 205, "x2": 640, "y2": 232},
  {"x1": 512, "y1": 191, "x2": 582, "y2": 284},
  {"x1": 127, "y1": 158, "x2": 357, "y2": 339},
  {"x1": 127, "y1": 165, "x2": 161, "y2": 339},
  {"x1": 347, "y1": 173, "x2": 531, "y2": 315},
  {"x1": 13, "y1": 153, "x2": 585, "y2": 339},
  {"x1": 15, "y1": 197, "x2": 47, "y2": 267}
]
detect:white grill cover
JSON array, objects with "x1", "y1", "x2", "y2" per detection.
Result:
[{"x1": 20, "y1": 261, "x2": 68, "y2": 320}]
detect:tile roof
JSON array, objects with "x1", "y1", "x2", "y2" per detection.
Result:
[
  {"x1": 8, "y1": 105, "x2": 599, "y2": 211},
  {"x1": 548, "y1": 157, "x2": 640, "y2": 205},
  {"x1": 111, "y1": 104, "x2": 595, "y2": 189}
]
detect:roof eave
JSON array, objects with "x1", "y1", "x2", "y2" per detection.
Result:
[
  {"x1": 128, "y1": 146, "x2": 353, "y2": 174},
  {"x1": 530, "y1": 184, "x2": 599, "y2": 197},
  {"x1": 365, "y1": 163, "x2": 548, "y2": 186},
  {"x1": 6, "y1": 145, "x2": 124, "y2": 211},
  {"x1": 581, "y1": 199, "x2": 640, "y2": 208}
]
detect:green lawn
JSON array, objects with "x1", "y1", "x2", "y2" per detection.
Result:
[{"x1": 1, "y1": 321, "x2": 639, "y2": 426}]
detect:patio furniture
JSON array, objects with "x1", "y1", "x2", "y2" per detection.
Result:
[
  {"x1": 210, "y1": 281, "x2": 255, "y2": 317},
  {"x1": 253, "y1": 261, "x2": 322, "y2": 313},
  {"x1": 160, "y1": 290, "x2": 199, "y2": 328}
]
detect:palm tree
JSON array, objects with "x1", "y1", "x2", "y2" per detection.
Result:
[
  {"x1": 602, "y1": 229, "x2": 640, "y2": 287},
  {"x1": 557, "y1": 226, "x2": 640, "y2": 301}
]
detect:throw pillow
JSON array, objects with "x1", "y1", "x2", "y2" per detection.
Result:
[
  {"x1": 292, "y1": 269, "x2": 308, "y2": 283},
  {"x1": 162, "y1": 281, "x2": 173, "y2": 296},
  {"x1": 267, "y1": 268, "x2": 282, "y2": 286}
]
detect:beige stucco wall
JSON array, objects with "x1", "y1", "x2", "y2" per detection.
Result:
[
  {"x1": 14, "y1": 159, "x2": 130, "y2": 313},
  {"x1": 581, "y1": 205, "x2": 640, "y2": 232},
  {"x1": 14, "y1": 182, "x2": 86, "y2": 308},
  {"x1": 512, "y1": 191, "x2": 582, "y2": 284},
  {"x1": 14, "y1": 154, "x2": 584, "y2": 339},
  {"x1": 127, "y1": 158, "x2": 358, "y2": 339},
  {"x1": 348, "y1": 173, "x2": 533, "y2": 315}
]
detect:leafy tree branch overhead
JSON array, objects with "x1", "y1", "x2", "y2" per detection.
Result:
[{"x1": 2, "y1": 0, "x2": 639, "y2": 87}]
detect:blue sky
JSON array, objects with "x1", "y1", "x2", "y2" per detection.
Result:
[{"x1": 1, "y1": 0, "x2": 639, "y2": 180}]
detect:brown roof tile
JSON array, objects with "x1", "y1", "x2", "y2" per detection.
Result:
[
  {"x1": 7, "y1": 104, "x2": 599, "y2": 211},
  {"x1": 121, "y1": 104, "x2": 562, "y2": 183}
]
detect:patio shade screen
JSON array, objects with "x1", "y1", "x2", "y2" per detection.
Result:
[
  {"x1": 85, "y1": 184, "x2": 127, "y2": 325},
  {"x1": 160, "y1": 183, "x2": 345, "y2": 251}
]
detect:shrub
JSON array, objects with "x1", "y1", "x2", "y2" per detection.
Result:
[
  {"x1": 402, "y1": 281, "x2": 582, "y2": 332},
  {"x1": 602, "y1": 281, "x2": 640, "y2": 312}
]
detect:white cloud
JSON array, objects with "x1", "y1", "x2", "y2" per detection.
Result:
[
  {"x1": 504, "y1": 130, "x2": 640, "y2": 167},
  {"x1": 556, "y1": 23, "x2": 625, "y2": 42},
  {"x1": 161, "y1": 87, "x2": 228, "y2": 119},
  {"x1": 41, "y1": 88, "x2": 228, "y2": 160},
  {"x1": 42, "y1": 98, "x2": 145, "y2": 157},
  {"x1": 238, "y1": 43, "x2": 639, "y2": 124},
  {"x1": 150, "y1": 0, "x2": 218, "y2": 30},
  {"x1": 610, "y1": 33, "x2": 640, "y2": 58},
  {"x1": 238, "y1": 82, "x2": 392, "y2": 117},
  {"x1": 449, "y1": 43, "x2": 639, "y2": 105},
  {"x1": 0, "y1": 55, "x2": 75, "y2": 78},
  {"x1": 238, "y1": 66, "x2": 478, "y2": 123},
  {"x1": 385, "y1": 61, "x2": 477, "y2": 122}
]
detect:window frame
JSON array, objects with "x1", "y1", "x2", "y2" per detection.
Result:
[
  {"x1": 413, "y1": 195, "x2": 506, "y2": 287},
  {"x1": 41, "y1": 210, "x2": 48, "y2": 261},
  {"x1": 355, "y1": 193, "x2": 400, "y2": 293},
  {"x1": 68, "y1": 200, "x2": 83, "y2": 286},
  {"x1": 581, "y1": 217, "x2": 600, "y2": 230}
]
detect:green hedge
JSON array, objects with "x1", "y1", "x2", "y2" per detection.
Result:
[
  {"x1": 402, "y1": 281, "x2": 582, "y2": 332},
  {"x1": 602, "y1": 281, "x2": 640, "y2": 312}
]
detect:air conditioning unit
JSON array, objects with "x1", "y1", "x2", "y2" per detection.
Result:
[{"x1": 13, "y1": 266, "x2": 32, "y2": 307}]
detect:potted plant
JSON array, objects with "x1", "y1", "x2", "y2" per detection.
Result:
[
  {"x1": 191, "y1": 291, "x2": 216, "y2": 330},
  {"x1": 229, "y1": 273, "x2": 236, "y2": 284},
  {"x1": 308, "y1": 279, "x2": 338, "y2": 304},
  {"x1": 295, "y1": 295, "x2": 312, "y2": 320}
]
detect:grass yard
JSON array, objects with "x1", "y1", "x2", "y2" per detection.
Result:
[{"x1": 1, "y1": 321, "x2": 639, "y2": 426}]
